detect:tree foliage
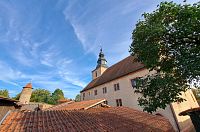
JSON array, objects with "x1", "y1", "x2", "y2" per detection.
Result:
[
  {"x1": 130, "y1": 1, "x2": 200, "y2": 113},
  {"x1": 30, "y1": 89, "x2": 51, "y2": 103},
  {"x1": 52, "y1": 88, "x2": 65, "y2": 102},
  {"x1": 0, "y1": 89, "x2": 9, "y2": 98},
  {"x1": 12, "y1": 93, "x2": 21, "y2": 100},
  {"x1": 192, "y1": 89, "x2": 200, "y2": 100},
  {"x1": 75, "y1": 94, "x2": 81, "y2": 102},
  {"x1": 30, "y1": 88, "x2": 65, "y2": 105}
]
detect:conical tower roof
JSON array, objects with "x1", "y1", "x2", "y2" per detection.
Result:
[{"x1": 23, "y1": 83, "x2": 32, "y2": 89}]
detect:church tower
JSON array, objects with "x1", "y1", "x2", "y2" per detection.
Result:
[
  {"x1": 92, "y1": 48, "x2": 108, "y2": 80},
  {"x1": 19, "y1": 83, "x2": 33, "y2": 104}
]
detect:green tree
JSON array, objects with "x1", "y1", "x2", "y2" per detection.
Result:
[
  {"x1": 75, "y1": 94, "x2": 81, "y2": 102},
  {"x1": 30, "y1": 89, "x2": 52, "y2": 103},
  {"x1": 12, "y1": 93, "x2": 21, "y2": 100},
  {"x1": 130, "y1": 1, "x2": 200, "y2": 113},
  {"x1": 0, "y1": 89, "x2": 9, "y2": 98},
  {"x1": 52, "y1": 88, "x2": 65, "y2": 103}
]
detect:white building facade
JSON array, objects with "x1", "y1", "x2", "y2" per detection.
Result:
[{"x1": 81, "y1": 50, "x2": 199, "y2": 132}]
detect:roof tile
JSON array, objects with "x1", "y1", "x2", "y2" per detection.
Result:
[
  {"x1": 47, "y1": 99, "x2": 106, "y2": 110},
  {"x1": 0, "y1": 107, "x2": 174, "y2": 132}
]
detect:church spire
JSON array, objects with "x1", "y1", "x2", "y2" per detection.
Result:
[
  {"x1": 92, "y1": 48, "x2": 108, "y2": 80},
  {"x1": 96, "y1": 48, "x2": 108, "y2": 69}
]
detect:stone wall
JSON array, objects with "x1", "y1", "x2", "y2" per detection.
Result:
[{"x1": 19, "y1": 88, "x2": 32, "y2": 104}]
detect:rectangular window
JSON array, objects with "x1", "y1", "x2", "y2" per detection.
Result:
[
  {"x1": 103, "y1": 87, "x2": 107, "y2": 94},
  {"x1": 114, "y1": 83, "x2": 120, "y2": 91},
  {"x1": 116, "y1": 99, "x2": 122, "y2": 106},
  {"x1": 95, "y1": 71, "x2": 97, "y2": 77},
  {"x1": 131, "y1": 79, "x2": 137, "y2": 88},
  {"x1": 88, "y1": 92, "x2": 90, "y2": 96},
  {"x1": 94, "y1": 90, "x2": 97, "y2": 95}
]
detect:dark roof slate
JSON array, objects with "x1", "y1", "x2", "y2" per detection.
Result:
[
  {"x1": 81, "y1": 56, "x2": 145, "y2": 92},
  {"x1": 0, "y1": 96, "x2": 19, "y2": 102}
]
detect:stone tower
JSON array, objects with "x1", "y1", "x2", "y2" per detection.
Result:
[
  {"x1": 92, "y1": 48, "x2": 108, "y2": 80},
  {"x1": 19, "y1": 83, "x2": 33, "y2": 104}
]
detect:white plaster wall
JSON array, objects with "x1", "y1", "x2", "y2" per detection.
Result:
[
  {"x1": 82, "y1": 69, "x2": 151, "y2": 111},
  {"x1": 81, "y1": 69, "x2": 199, "y2": 131}
]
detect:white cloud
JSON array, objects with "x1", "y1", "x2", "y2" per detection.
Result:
[
  {"x1": 61, "y1": 74, "x2": 87, "y2": 88},
  {"x1": 0, "y1": 61, "x2": 23, "y2": 81},
  {"x1": 0, "y1": 60, "x2": 24, "y2": 87},
  {"x1": 2, "y1": 80, "x2": 21, "y2": 87},
  {"x1": 0, "y1": 1, "x2": 48, "y2": 67},
  {"x1": 56, "y1": 59, "x2": 86, "y2": 88},
  {"x1": 40, "y1": 45, "x2": 62, "y2": 67},
  {"x1": 63, "y1": 0, "x2": 134, "y2": 66}
]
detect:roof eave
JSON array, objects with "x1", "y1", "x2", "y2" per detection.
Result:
[{"x1": 80, "y1": 66, "x2": 146, "y2": 93}]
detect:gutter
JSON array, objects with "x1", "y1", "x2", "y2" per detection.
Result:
[
  {"x1": 80, "y1": 66, "x2": 146, "y2": 93},
  {"x1": 0, "y1": 110, "x2": 11, "y2": 125}
]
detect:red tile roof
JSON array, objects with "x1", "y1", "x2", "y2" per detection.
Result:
[
  {"x1": 0, "y1": 107, "x2": 174, "y2": 132},
  {"x1": 81, "y1": 56, "x2": 145, "y2": 92},
  {"x1": 47, "y1": 99, "x2": 107, "y2": 110},
  {"x1": 23, "y1": 83, "x2": 32, "y2": 89},
  {"x1": 57, "y1": 99, "x2": 72, "y2": 104}
]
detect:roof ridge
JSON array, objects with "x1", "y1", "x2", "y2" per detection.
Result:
[
  {"x1": 81, "y1": 55, "x2": 145, "y2": 92},
  {"x1": 106, "y1": 55, "x2": 131, "y2": 70},
  {"x1": 84, "y1": 99, "x2": 106, "y2": 110}
]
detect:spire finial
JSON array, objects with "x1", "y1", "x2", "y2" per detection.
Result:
[{"x1": 100, "y1": 44, "x2": 102, "y2": 52}]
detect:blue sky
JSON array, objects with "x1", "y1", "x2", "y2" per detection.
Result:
[{"x1": 0, "y1": 0, "x2": 198, "y2": 98}]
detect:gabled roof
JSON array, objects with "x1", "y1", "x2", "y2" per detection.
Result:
[
  {"x1": 47, "y1": 99, "x2": 106, "y2": 110},
  {"x1": 0, "y1": 96, "x2": 19, "y2": 102},
  {"x1": 81, "y1": 56, "x2": 145, "y2": 92},
  {"x1": 0, "y1": 107, "x2": 174, "y2": 132},
  {"x1": 19, "y1": 102, "x2": 53, "y2": 111}
]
